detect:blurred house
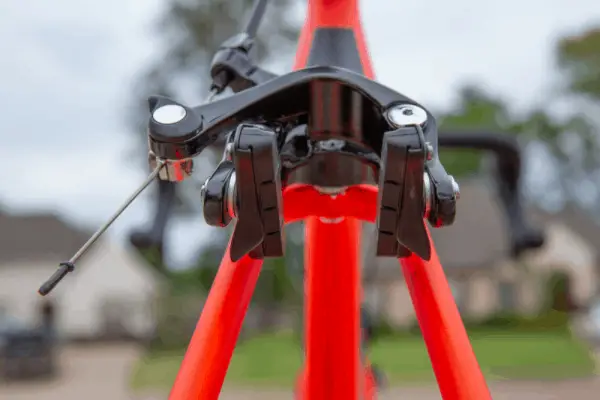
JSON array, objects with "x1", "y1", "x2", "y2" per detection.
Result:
[
  {"x1": 362, "y1": 179, "x2": 600, "y2": 327},
  {"x1": 0, "y1": 211, "x2": 165, "y2": 342}
]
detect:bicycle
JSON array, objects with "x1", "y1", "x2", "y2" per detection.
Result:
[{"x1": 38, "y1": 0, "x2": 545, "y2": 398}]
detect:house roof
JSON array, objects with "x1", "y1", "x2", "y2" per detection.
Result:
[
  {"x1": 367, "y1": 179, "x2": 600, "y2": 275},
  {"x1": 0, "y1": 211, "x2": 93, "y2": 264},
  {"x1": 429, "y1": 180, "x2": 510, "y2": 269},
  {"x1": 529, "y1": 204, "x2": 600, "y2": 254}
]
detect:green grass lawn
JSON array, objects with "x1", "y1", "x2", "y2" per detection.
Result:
[{"x1": 131, "y1": 331, "x2": 596, "y2": 391}]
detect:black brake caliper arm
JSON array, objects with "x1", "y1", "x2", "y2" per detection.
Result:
[
  {"x1": 376, "y1": 104, "x2": 459, "y2": 260},
  {"x1": 202, "y1": 124, "x2": 285, "y2": 261},
  {"x1": 146, "y1": 89, "x2": 285, "y2": 262},
  {"x1": 129, "y1": 0, "x2": 277, "y2": 261}
]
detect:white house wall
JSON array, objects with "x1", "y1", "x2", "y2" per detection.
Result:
[
  {"x1": 525, "y1": 222, "x2": 597, "y2": 305},
  {"x1": 60, "y1": 239, "x2": 162, "y2": 339},
  {"x1": 0, "y1": 238, "x2": 163, "y2": 340},
  {"x1": 0, "y1": 261, "x2": 57, "y2": 328}
]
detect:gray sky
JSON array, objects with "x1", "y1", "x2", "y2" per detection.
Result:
[{"x1": 1, "y1": 0, "x2": 599, "y2": 268}]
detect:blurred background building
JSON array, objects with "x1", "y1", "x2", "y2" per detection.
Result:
[{"x1": 0, "y1": 211, "x2": 164, "y2": 341}]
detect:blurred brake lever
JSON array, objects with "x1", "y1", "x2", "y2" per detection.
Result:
[
  {"x1": 128, "y1": 180, "x2": 176, "y2": 263},
  {"x1": 439, "y1": 131, "x2": 545, "y2": 257}
]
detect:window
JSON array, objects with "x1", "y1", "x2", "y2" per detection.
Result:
[
  {"x1": 498, "y1": 281, "x2": 517, "y2": 311},
  {"x1": 449, "y1": 280, "x2": 469, "y2": 314},
  {"x1": 100, "y1": 298, "x2": 137, "y2": 339},
  {"x1": 38, "y1": 301, "x2": 56, "y2": 329}
]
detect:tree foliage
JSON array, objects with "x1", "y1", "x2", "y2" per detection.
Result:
[
  {"x1": 129, "y1": 0, "x2": 299, "y2": 143},
  {"x1": 439, "y1": 21, "x2": 600, "y2": 183},
  {"x1": 556, "y1": 26, "x2": 600, "y2": 101},
  {"x1": 438, "y1": 85, "x2": 514, "y2": 177},
  {"x1": 439, "y1": 85, "x2": 598, "y2": 187}
]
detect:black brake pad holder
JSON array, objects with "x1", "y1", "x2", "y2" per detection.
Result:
[
  {"x1": 376, "y1": 126, "x2": 431, "y2": 260},
  {"x1": 230, "y1": 124, "x2": 284, "y2": 262},
  {"x1": 203, "y1": 161, "x2": 236, "y2": 227}
]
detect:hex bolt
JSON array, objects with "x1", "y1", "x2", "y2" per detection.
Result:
[
  {"x1": 386, "y1": 104, "x2": 428, "y2": 127},
  {"x1": 425, "y1": 142, "x2": 434, "y2": 161}
]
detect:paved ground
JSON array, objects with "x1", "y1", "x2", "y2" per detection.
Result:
[
  {"x1": 0, "y1": 344, "x2": 142, "y2": 400},
  {"x1": 216, "y1": 380, "x2": 600, "y2": 400},
  {"x1": 1, "y1": 344, "x2": 600, "y2": 399}
]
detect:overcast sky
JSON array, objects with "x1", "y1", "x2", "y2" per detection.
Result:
[{"x1": 1, "y1": 0, "x2": 599, "y2": 268}]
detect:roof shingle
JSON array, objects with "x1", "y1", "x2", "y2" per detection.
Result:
[{"x1": 0, "y1": 211, "x2": 92, "y2": 264}]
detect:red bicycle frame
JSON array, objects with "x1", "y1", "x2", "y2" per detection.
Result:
[{"x1": 167, "y1": 1, "x2": 492, "y2": 399}]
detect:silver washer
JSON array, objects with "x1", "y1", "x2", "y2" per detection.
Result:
[
  {"x1": 423, "y1": 172, "x2": 432, "y2": 218},
  {"x1": 153, "y1": 104, "x2": 187, "y2": 124},
  {"x1": 387, "y1": 104, "x2": 427, "y2": 127},
  {"x1": 225, "y1": 172, "x2": 237, "y2": 219},
  {"x1": 149, "y1": 154, "x2": 193, "y2": 182},
  {"x1": 449, "y1": 175, "x2": 460, "y2": 200}
]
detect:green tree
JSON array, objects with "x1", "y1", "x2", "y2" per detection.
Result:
[
  {"x1": 438, "y1": 85, "x2": 514, "y2": 177},
  {"x1": 168, "y1": 227, "x2": 230, "y2": 293},
  {"x1": 437, "y1": 83, "x2": 597, "y2": 194},
  {"x1": 438, "y1": 23, "x2": 600, "y2": 182},
  {"x1": 555, "y1": 25, "x2": 600, "y2": 179},
  {"x1": 557, "y1": 26, "x2": 600, "y2": 101},
  {"x1": 169, "y1": 222, "x2": 302, "y2": 311},
  {"x1": 250, "y1": 223, "x2": 304, "y2": 331}
]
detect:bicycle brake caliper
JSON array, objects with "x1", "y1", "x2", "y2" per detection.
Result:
[{"x1": 202, "y1": 124, "x2": 284, "y2": 262}]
